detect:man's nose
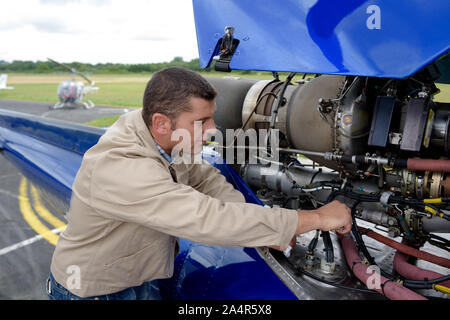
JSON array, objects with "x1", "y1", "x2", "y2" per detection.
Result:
[
  {"x1": 205, "y1": 119, "x2": 217, "y2": 135},
  {"x1": 210, "y1": 120, "x2": 217, "y2": 134}
]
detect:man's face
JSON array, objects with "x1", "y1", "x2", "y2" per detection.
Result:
[{"x1": 171, "y1": 96, "x2": 217, "y2": 155}]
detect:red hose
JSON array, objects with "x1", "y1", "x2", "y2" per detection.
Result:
[
  {"x1": 339, "y1": 234, "x2": 427, "y2": 300},
  {"x1": 407, "y1": 158, "x2": 450, "y2": 172},
  {"x1": 393, "y1": 250, "x2": 450, "y2": 288},
  {"x1": 358, "y1": 226, "x2": 450, "y2": 269}
]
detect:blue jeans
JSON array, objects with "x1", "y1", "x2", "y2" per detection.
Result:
[{"x1": 46, "y1": 273, "x2": 162, "y2": 300}]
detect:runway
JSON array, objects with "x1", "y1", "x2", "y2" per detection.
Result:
[
  {"x1": 0, "y1": 99, "x2": 130, "y2": 299},
  {"x1": 0, "y1": 99, "x2": 130, "y2": 123}
]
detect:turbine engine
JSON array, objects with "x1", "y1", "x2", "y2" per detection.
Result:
[{"x1": 205, "y1": 65, "x2": 450, "y2": 299}]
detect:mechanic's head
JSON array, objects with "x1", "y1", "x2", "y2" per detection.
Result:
[{"x1": 143, "y1": 67, "x2": 217, "y2": 156}]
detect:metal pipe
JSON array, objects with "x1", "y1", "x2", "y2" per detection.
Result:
[
  {"x1": 407, "y1": 158, "x2": 450, "y2": 173},
  {"x1": 277, "y1": 147, "x2": 326, "y2": 158},
  {"x1": 421, "y1": 215, "x2": 450, "y2": 233},
  {"x1": 241, "y1": 163, "x2": 338, "y2": 202},
  {"x1": 358, "y1": 226, "x2": 450, "y2": 269},
  {"x1": 279, "y1": 147, "x2": 450, "y2": 173}
]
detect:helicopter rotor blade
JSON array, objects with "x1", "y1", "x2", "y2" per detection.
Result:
[
  {"x1": 74, "y1": 71, "x2": 93, "y2": 85},
  {"x1": 48, "y1": 58, "x2": 93, "y2": 85},
  {"x1": 47, "y1": 58, "x2": 76, "y2": 74}
]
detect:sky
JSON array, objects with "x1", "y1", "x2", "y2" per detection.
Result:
[{"x1": 0, "y1": 0, "x2": 199, "y2": 64}]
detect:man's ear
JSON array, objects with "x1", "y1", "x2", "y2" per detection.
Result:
[{"x1": 151, "y1": 113, "x2": 172, "y2": 135}]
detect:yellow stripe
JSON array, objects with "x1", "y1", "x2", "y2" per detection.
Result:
[
  {"x1": 423, "y1": 198, "x2": 443, "y2": 204},
  {"x1": 30, "y1": 185, "x2": 66, "y2": 229},
  {"x1": 18, "y1": 177, "x2": 62, "y2": 246},
  {"x1": 424, "y1": 205, "x2": 438, "y2": 215},
  {"x1": 433, "y1": 284, "x2": 450, "y2": 294}
]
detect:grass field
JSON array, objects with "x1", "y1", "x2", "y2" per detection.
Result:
[
  {"x1": 0, "y1": 72, "x2": 278, "y2": 109},
  {"x1": 84, "y1": 114, "x2": 122, "y2": 127},
  {"x1": 1, "y1": 72, "x2": 450, "y2": 127},
  {"x1": 1, "y1": 73, "x2": 154, "y2": 108}
]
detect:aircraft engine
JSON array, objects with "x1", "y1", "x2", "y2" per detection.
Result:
[{"x1": 206, "y1": 68, "x2": 450, "y2": 299}]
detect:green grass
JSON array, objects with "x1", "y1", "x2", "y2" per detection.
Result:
[
  {"x1": 86, "y1": 82, "x2": 146, "y2": 107},
  {"x1": 84, "y1": 115, "x2": 121, "y2": 127},
  {"x1": 0, "y1": 83, "x2": 58, "y2": 103},
  {"x1": 0, "y1": 79, "x2": 147, "y2": 108},
  {"x1": 0, "y1": 71, "x2": 280, "y2": 109}
]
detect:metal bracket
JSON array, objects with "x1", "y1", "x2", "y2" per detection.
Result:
[
  {"x1": 400, "y1": 97, "x2": 434, "y2": 152},
  {"x1": 214, "y1": 26, "x2": 239, "y2": 72}
]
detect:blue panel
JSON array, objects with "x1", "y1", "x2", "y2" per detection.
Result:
[
  {"x1": 193, "y1": 0, "x2": 450, "y2": 78},
  {"x1": 160, "y1": 242, "x2": 297, "y2": 299},
  {"x1": 0, "y1": 110, "x2": 104, "y2": 206},
  {"x1": 0, "y1": 130, "x2": 81, "y2": 204},
  {"x1": 0, "y1": 109, "x2": 105, "y2": 155},
  {"x1": 159, "y1": 151, "x2": 298, "y2": 300}
]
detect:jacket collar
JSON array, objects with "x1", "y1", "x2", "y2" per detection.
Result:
[
  {"x1": 133, "y1": 108, "x2": 194, "y2": 169},
  {"x1": 126, "y1": 108, "x2": 172, "y2": 170}
]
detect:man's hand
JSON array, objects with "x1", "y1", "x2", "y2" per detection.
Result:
[
  {"x1": 315, "y1": 200, "x2": 352, "y2": 234},
  {"x1": 269, "y1": 201, "x2": 352, "y2": 251},
  {"x1": 295, "y1": 200, "x2": 352, "y2": 235}
]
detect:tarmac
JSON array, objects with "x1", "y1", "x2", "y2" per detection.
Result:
[{"x1": 0, "y1": 99, "x2": 130, "y2": 299}]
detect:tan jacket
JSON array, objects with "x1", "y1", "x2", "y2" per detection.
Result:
[{"x1": 50, "y1": 109, "x2": 299, "y2": 297}]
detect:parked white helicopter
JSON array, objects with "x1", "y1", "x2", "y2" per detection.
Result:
[{"x1": 48, "y1": 58, "x2": 99, "y2": 109}]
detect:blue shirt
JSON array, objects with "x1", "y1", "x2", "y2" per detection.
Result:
[{"x1": 155, "y1": 142, "x2": 173, "y2": 165}]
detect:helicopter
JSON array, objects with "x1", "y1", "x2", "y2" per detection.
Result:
[{"x1": 48, "y1": 58, "x2": 99, "y2": 109}]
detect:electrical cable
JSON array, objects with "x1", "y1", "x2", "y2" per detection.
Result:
[
  {"x1": 307, "y1": 230, "x2": 320, "y2": 252},
  {"x1": 265, "y1": 72, "x2": 296, "y2": 152},
  {"x1": 321, "y1": 231, "x2": 334, "y2": 263},
  {"x1": 323, "y1": 187, "x2": 450, "y2": 289},
  {"x1": 428, "y1": 233, "x2": 450, "y2": 248},
  {"x1": 350, "y1": 201, "x2": 377, "y2": 266},
  {"x1": 403, "y1": 274, "x2": 450, "y2": 285}
]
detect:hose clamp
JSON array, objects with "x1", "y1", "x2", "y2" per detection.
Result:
[{"x1": 380, "y1": 191, "x2": 393, "y2": 206}]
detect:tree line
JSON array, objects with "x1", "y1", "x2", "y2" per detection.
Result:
[{"x1": 0, "y1": 57, "x2": 259, "y2": 75}]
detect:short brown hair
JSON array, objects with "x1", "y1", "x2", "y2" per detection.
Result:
[{"x1": 142, "y1": 67, "x2": 217, "y2": 127}]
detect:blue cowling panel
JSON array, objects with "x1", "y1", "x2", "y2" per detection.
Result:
[
  {"x1": 159, "y1": 151, "x2": 298, "y2": 300},
  {"x1": 0, "y1": 110, "x2": 105, "y2": 205},
  {"x1": 193, "y1": 0, "x2": 450, "y2": 78},
  {"x1": 203, "y1": 161, "x2": 297, "y2": 299}
]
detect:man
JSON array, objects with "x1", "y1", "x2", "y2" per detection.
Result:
[{"x1": 47, "y1": 67, "x2": 352, "y2": 300}]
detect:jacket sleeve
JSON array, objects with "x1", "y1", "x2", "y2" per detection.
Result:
[
  {"x1": 187, "y1": 160, "x2": 246, "y2": 203},
  {"x1": 89, "y1": 156, "x2": 298, "y2": 248}
]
